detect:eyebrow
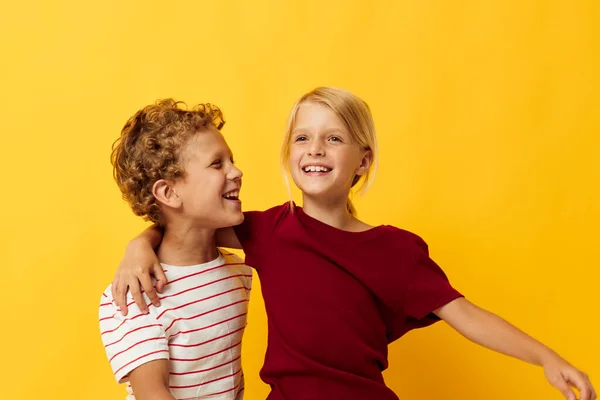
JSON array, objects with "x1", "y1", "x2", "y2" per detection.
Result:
[
  {"x1": 292, "y1": 128, "x2": 347, "y2": 135},
  {"x1": 209, "y1": 150, "x2": 234, "y2": 160}
]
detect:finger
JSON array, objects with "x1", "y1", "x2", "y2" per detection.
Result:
[
  {"x1": 111, "y1": 278, "x2": 120, "y2": 304},
  {"x1": 140, "y1": 273, "x2": 160, "y2": 308},
  {"x1": 570, "y1": 374, "x2": 592, "y2": 400},
  {"x1": 115, "y1": 282, "x2": 129, "y2": 316},
  {"x1": 587, "y1": 375, "x2": 597, "y2": 400},
  {"x1": 153, "y1": 263, "x2": 168, "y2": 293},
  {"x1": 129, "y1": 279, "x2": 148, "y2": 314},
  {"x1": 554, "y1": 377, "x2": 577, "y2": 400}
]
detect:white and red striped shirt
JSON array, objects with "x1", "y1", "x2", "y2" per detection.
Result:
[{"x1": 99, "y1": 250, "x2": 252, "y2": 400}]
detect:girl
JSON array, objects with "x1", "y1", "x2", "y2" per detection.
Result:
[{"x1": 111, "y1": 87, "x2": 595, "y2": 400}]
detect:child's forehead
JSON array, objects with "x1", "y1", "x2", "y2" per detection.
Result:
[
  {"x1": 294, "y1": 102, "x2": 346, "y2": 130},
  {"x1": 181, "y1": 128, "x2": 232, "y2": 160}
]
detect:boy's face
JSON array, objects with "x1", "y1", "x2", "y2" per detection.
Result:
[{"x1": 171, "y1": 127, "x2": 243, "y2": 229}]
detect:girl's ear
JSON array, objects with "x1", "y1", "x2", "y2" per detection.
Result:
[{"x1": 355, "y1": 149, "x2": 373, "y2": 176}]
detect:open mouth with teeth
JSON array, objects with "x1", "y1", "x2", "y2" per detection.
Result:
[
  {"x1": 303, "y1": 165, "x2": 332, "y2": 174},
  {"x1": 222, "y1": 190, "x2": 240, "y2": 201}
]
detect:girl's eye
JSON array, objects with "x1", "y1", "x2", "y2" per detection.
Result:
[
  {"x1": 329, "y1": 136, "x2": 342, "y2": 142},
  {"x1": 211, "y1": 160, "x2": 222, "y2": 169},
  {"x1": 294, "y1": 136, "x2": 308, "y2": 142}
]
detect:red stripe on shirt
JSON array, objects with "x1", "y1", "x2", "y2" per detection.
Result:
[
  {"x1": 104, "y1": 324, "x2": 163, "y2": 348},
  {"x1": 99, "y1": 314, "x2": 116, "y2": 322},
  {"x1": 169, "y1": 313, "x2": 247, "y2": 339},
  {"x1": 202, "y1": 378, "x2": 243, "y2": 397},
  {"x1": 170, "y1": 341, "x2": 241, "y2": 362},
  {"x1": 170, "y1": 326, "x2": 245, "y2": 348},
  {"x1": 170, "y1": 355, "x2": 241, "y2": 376},
  {"x1": 123, "y1": 299, "x2": 153, "y2": 309},
  {"x1": 109, "y1": 336, "x2": 166, "y2": 362},
  {"x1": 170, "y1": 368, "x2": 241, "y2": 389},
  {"x1": 100, "y1": 312, "x2": 148, "y2": 335},
  {"x1": 157, "y1": 286, "x2": 249, "y2": 319},
  {"x1": 159, "y1": 274, "x2": 252, "y2": 302},
  {"x1": 165, "y1": 262, "x2": 245, "y2": 286},
  {"x1": 113, "y1": 349, "x2": 169, "y2": 377},
  {"x1": 164, "y1": 299, "x2": 248, "y2": 332}
]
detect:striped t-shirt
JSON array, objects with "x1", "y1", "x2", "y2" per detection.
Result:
[{"x1": 99, "y1": 250, "x2": 252, "y2": 400}]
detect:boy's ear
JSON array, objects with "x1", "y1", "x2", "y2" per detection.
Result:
[
  {"x1": 355, "y1": 149, "x2": 373, "y2": 176},
  {"x1": 152, "y1": 179, "x2": 182, "y2": 208}
]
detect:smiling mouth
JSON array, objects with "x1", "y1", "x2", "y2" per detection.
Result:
[
  {"x1": 302, "y1": 165, "x2": 332, "y2": 174},
  {"x1": 222, "y1": 190, "x2": 240, "y2": 201}
]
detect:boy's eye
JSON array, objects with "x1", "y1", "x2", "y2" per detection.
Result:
[
  {"x1": 211, "y1": 160, "x2": 222, "y2": 168},
  {"x1": 329, "y1": 136, "x2": 342, "y2": 142}
]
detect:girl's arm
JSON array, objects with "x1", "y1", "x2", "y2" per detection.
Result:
[
  {"x1": 111, "y1": 225, "x2": 165, "y2": 315},
  {"x1": 111, "y1": 225, "x2": 241, "y2": 315},
  {"x1": 435, "y1": 298, "x2": 596, "y2": 400}
]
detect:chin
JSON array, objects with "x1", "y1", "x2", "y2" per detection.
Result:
[
  {"x1": 225, "y1": 212, "x2": 244, "y2": 227},
  {"x1": 297, "y1": 185, "x2": 332, "y2": 198}
]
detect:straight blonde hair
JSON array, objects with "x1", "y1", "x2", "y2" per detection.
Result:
[{"x1": 281, "y1": 87, "x2": 378, "y2": 215}]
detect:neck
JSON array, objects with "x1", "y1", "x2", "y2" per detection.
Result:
[
  {"x1": 156, "y1": 221, "x2": 218, "y2": 266},
  {"x1": 301, "y1": 193, "x2": 355, "y2": 230}
]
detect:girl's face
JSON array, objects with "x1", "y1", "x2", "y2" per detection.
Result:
[{"x1": 288, "y1": 101, "x2": 371, "y2": 204}]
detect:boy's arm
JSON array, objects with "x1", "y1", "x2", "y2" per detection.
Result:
[
  {"x1": 435, "y1": 298, "x2": 596, "y2": 400},
  {"x1": 129, "y1": 360, "x2": 175, "y2": 400},
  {"x1": 113, "y1": 226, "x2": 241, "y2": 315}
]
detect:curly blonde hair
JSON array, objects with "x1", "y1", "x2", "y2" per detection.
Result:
[{"x1": 111, "y1": 99, "x2": 225, "y2": 225}]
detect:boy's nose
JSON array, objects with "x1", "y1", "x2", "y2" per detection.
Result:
[{"x1": 229, "y1": 165, "x2": 243, "y2": 180}]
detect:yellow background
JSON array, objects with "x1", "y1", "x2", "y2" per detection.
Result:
[{"x1": 1, "y1": 1, "x2": 598, "y2": 399}]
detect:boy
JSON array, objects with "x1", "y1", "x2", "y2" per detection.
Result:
[{"x1": 99, "y1": 99, "x2": 251, "y2": 400}]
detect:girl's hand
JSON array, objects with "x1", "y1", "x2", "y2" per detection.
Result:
[
  {"x1": 543, "y1": 355, "x2": 596, "y2": 400},
  {"x1": 111, "y1": 239, "x2": 166, "y2": 315}
]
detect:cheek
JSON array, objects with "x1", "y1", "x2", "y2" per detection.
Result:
[
  {"x1": 288, "y1": 149, "x2": 299, "y2": 163},
  {"x1": 287, "y1": 151, "x2": 301, "y2": 171}
]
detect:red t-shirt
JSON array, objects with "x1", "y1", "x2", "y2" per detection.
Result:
[{"x1": 234, "y1": 203, "x2": 463, "y2": 400}]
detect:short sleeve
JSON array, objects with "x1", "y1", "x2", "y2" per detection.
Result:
[
  {"x1": 403, "y1": 237, "x2": 463, "y2": 326},
  {"x1": 99, "y1": 288, "x2": 169, "y2": 383},
  {"x1": 233, "y1": 204, "x2": 289, "y2": 267},
  {"x1": 233, "y1": 210, "x2": 264, "y2": 260}
]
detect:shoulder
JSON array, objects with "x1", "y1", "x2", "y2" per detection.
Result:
[
  {"x1": 238, "y1": 202, "x2": 294, "y2": 235},
  {"x1": 244, "y1": 202, "x2": 293, "y2": 220},
  {"x1": 377, "y1": 225, "x2": 429, "y2": 252},
  {"x1": 99, "y1": 286, "x2": 116, "y2": 312},
  {"x1": 220, "y1": 251, "x2": 252, "y2": 272},
  {"x1": 99, "y1": 282, "x2": 156, "y2": 317},
  {"x1": 221, "y1": 251, "x2": 245, "y2": 265}
]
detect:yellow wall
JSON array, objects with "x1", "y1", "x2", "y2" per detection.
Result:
[{"x1": 1, "y1": 1, "x2": 597, "y2": 399}]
